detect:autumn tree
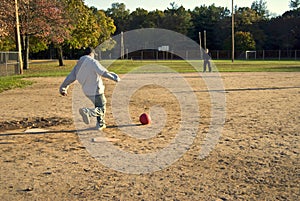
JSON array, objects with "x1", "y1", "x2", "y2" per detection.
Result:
[
  {"x1": 0, "y1": 2, "x2": 18, "y2": 51},
  {"x1": 1, "y1": 0, "x2": 70, "y2": 69},
  {"x1": 90, "y1": 8, "x2": 116, "y2": 45},
  {"x1": 0, "y1": 1, "x2": 11, "y2": 38}
]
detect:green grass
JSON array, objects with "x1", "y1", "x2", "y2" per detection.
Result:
[
  {"x1": 101, "y1": 59, "x2": 300, "y2": 73},
  {"x1": 0, "y1": 60, "x2": 76, "y2": 93},
  {"x1": 22, "y1": 59, "x2": 300, "y2": 75},
  {"x1": 0, "y1": 76, "x2": 34, "y2": 93},
  {"x1": 214, "y1": 60, "x2": 300, "y2": 72},
  {"x1": 22, "y1": 60, "x2": 77, "y2": 77},
  {"x1": 101, "y1": 60, "x2": 197, "y2": 73},
  {"x1": 1, "y1": 59, "x2": 300, "y2": 93}
]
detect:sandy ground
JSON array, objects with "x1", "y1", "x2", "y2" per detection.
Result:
[{"x1": 0, "y1": 72, "x2": 299, "y2": 200}]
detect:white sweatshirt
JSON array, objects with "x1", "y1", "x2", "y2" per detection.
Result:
[{"x1": 60, "y1": 55, "x2": 118, "y2": 96}]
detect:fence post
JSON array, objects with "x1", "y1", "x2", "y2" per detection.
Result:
[{"x1": 5, "y1": 52, "x2": 8, "y2": 76}]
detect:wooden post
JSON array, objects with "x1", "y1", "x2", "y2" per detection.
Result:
[
  {"x1": 15, "y1": 0, "x2": 23, "y2": 74},
  {"x1": 231, "y1": 0, "x2": 235, "y2": 63}
]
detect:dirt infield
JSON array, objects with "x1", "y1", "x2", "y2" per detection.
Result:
[{"x1": 0, "y1": 72, "x2": 299, "y2": 200}]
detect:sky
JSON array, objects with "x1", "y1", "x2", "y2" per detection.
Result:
[{"x1": 84, "y1": 0, "x2": 291, "y2": 16}]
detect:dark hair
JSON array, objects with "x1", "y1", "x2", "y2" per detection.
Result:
[{"x1": 83, "y1": 47, "x2": 95, "y2": 55}]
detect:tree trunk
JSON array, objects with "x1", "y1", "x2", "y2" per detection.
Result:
[
  {"x1": 57, "y1": 45, "x2": 64, "y2": 66},
  {"x1": 21, "y1": 34, "x2": 29, "y2": 70}
]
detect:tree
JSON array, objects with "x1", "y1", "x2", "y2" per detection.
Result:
[
  {"x1": 190, "y1": 4, "x2": 230, "y2": 49},
  {"x1": 64, "y1": 2, "x2": 100, "y2": 49},
  {"x1": 161, "y1": 5, "x2": 192, "y2": 35},
  {"x1": 127, "y1": 8, "x2": 150, "y2": 30},
  {"x1": 0, "y1": 1, "x2": 18, "y2": 50},
  {"x1": 263, "y1": 9, "x2": 300, "y2": 49},
  {"x1": 235, "y1": 31, "x2": 256, "y2": 50},
  {"x1": 0, "y1": 1, "x2": 11, "y2": 38},
  {"x1": 0, "y1": 38, "x2": 15, "y2": 51},
  {"x1": 56, "y1": 1, "x2": 116, "y2": 65},
  {"x1": 290, "y1": 0, "x2": 300, "y2": 9},
  {"x1": 93, "y1": 9, "x2": 116, "y2": 44},
  {"x1": 105, "y1": 3, "x2": 130, "y2": 34},
  {"x1": 251, "y1": 0, "x2": 269, "y2": 19},
  {"x1": 1, "y1": 0, "x2": 70, "y2": 69},
  {"x1": 235, "y1": 7, "x2": 263, "y2": 28},
  {"x1": 20, "y1": 0, "x2": 71, "y2": 68},
  {"x1": 223, "y1": 31, "x2": 256, "y2": 51},
  {"x1": 90, "y1": 8, "x2": 116, "y2": 52},
  {"x1": 60, "y1": 0, "x2": 101, "y2": 64}
]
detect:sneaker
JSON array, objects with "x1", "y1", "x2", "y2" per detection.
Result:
[
  {"x1": 96, "y1": 123, "x2": 106, "y2": 130},
  {"x1": 79, "y1": 108, "x2": 90, "y2": 124}
]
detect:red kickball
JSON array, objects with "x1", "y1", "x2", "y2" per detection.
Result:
[{"x1": 139, "y1": 113, "x2": 151, "y2": 125}]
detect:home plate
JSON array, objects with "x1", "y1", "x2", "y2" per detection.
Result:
[
  {"x1": 24, "y1": 128, "x2": 49, "y2": 133},
  {"x1": 92, "y1": 137, "x2": 119, "y2": 142}
]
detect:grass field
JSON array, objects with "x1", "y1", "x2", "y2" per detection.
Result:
[
  {"x1": 102, "y1": 60, "x2": 300, "y2": 73},
  {"x1": 0, "y1": 59, "x2": 299, "y2": 93}
]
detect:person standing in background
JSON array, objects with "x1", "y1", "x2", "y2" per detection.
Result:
[{"x1": 203, "y1": 48, "x2": 212, "y2": 72}]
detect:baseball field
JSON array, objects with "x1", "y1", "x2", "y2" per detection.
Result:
[{"x1": 0, "y1": 60, "x2": 299, "y2": 200}]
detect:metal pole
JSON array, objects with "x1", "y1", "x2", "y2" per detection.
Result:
[
  {"x1": 231, "y1": 0, "x2": 235, "y2": 63},
  {"x1": 199, "y1": 32, "x2": 203, "y2": 59},
  {"x1": 199, "y1": 32, "x2": 202, "y2": 49},
  {"x1": 120, "y1": 31, "x2": 124, "y2": 59},
  {"x1": 204, "y1": 30, "x2": 207, "y2": 50},
  {"x1": 15, "y1": 0, "x2": 23, "y2": 74}
]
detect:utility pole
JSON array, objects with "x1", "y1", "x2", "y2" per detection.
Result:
[
  {"x1": 120, "y1": 31, "x2": 124, "y2": 59},
  {"x1": 231, "y1": 0, "x2": 235, "y2": 63},
  {"x1": 15, "y1": 0, "x2": 23, "y2": 74}
]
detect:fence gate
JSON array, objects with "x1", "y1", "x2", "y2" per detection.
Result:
[{"x1": 0, "y1": 52, "x2": 20, "y2": 76}]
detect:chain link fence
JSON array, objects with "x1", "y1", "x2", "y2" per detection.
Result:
[
  {"x1": 0, "y1": 52, "x2": 20, "y2": 76},
  {"x1": 211, "y1": 50, "x2": 300, "y2": 60},
  {"x1": 99, "y1": 49, "x2": 300, "y2": 60}
]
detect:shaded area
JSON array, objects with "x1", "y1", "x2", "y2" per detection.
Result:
[
  {"x1": 193, "y1": 86, "x2": 300, "y2": 93},
  {"x1": 0, "y1": 117, "x2": 73, "y2": 132},
  {"x1": 0, "y1": 123, "x2": 143, "y2": 137}
]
